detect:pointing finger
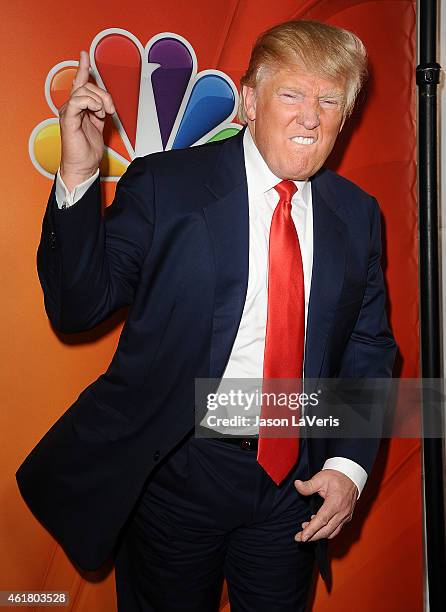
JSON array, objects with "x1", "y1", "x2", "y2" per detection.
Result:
[{"x1": 71, "y1": 50, "x2": 90, "y2": 92}]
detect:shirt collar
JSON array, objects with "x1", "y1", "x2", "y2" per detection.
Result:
[{"x1": 243, "y1": 126, "x2": 310, "y2": 207}]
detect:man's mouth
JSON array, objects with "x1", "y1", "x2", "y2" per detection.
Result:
[{"x1": 291, "y1": 136, "x2": 317, "y2": 145}]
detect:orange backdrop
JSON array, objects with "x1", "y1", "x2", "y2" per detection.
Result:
[{"x1": 1, "y1": 0, "x2": 421, "y2": 610}]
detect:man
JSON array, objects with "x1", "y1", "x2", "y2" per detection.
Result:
[{"x1": 17, "y1": 20, "x2": 396, "y2": 611}]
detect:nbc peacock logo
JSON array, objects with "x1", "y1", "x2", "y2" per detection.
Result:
[{"x1": 29, "y1": 28, "x2": 241, "y2": 181}]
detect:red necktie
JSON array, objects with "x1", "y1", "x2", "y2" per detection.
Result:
[{"x1": 257, "y1": 180, "x2": 305, "y2": 485}]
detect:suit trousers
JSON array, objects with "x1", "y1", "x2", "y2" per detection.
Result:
[{"x1": 114, "y1": 434, "x2": 316, "y2": 611}]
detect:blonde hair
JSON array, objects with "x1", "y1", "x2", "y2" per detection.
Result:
[{"x1": 239, "y1": 20, "x2": 368, "y2": 122}]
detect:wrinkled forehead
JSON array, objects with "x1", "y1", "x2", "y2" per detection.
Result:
[{"x1": 255, "y1": 59, "x2": 348, "y2": 95}]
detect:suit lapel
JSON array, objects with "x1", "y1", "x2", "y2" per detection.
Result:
[
  {"x1": 304, "y1": 172, "x2": 348, "y2": 379},
  {"x1": 203, "y1": 131, "x2": 249, "y2": 379}
]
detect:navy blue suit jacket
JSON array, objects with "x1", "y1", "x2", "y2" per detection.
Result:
[{"x1": 16, "y1": 128, "x2": 396, "y2": 579}]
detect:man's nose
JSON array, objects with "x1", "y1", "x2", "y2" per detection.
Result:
[{"x1": 297, "y1": 101, "x2": 320, "y2": 130}]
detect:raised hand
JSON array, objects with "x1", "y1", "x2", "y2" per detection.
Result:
[{"x1": 58, "y1": 50, "x2": 115, "y2": 192}]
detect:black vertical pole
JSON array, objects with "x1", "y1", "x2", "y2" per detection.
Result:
[{"x1": 416, "y1": 0, "x2": 446, "y2": 609}]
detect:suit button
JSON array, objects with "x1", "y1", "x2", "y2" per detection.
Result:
[
  {"x1": 49, "y1": 232, "x2": 56, "y2": 249},
  {"x1": 153, "y1": 450, "x2": 160, "y2": 461}
]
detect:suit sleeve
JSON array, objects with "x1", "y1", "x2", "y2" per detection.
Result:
[
  {"x1": 37, "y1": 156, "x2": 154, "y2": 333},
  {"x1": 328, "y1": 197, "x2": 397, "y2": 474}
]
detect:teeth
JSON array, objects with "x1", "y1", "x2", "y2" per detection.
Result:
[{"x1": 292, "y1": 136, "x2": 315, "y2": 145}]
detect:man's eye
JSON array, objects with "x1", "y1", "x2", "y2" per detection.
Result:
[
  {"x1": 320, "y1": 98, "x2": 340, "y2": 107},
  {"x1": 280, "y1": 93, "x2": 300, "y2": 103}
]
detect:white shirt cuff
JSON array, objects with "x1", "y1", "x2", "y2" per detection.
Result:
[
  {"x1": 322, "y1": 457, "x2": 368, "y2": 499},
  {"x1": 55, "y1": 169, "x2": 100, "y2": 209}
]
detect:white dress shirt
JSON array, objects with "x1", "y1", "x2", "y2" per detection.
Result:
[{"x1": 54, "y1": 130, "x2": 367, "y2": 497}]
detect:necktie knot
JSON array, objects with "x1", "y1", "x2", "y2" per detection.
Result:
[{"x1": 274, "y1": 179, "x2": 297, "y2": 203}]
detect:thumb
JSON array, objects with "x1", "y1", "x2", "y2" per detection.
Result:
[{"x1": 294, "y1": 476, "x2": 319, "y2": 496}]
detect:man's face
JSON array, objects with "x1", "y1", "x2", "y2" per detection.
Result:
[{"x1": 243, "y1": 64, "x2": 347, "y2": 180}]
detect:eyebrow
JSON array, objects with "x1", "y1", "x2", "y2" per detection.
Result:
[
  {"x1": 318, "y1": 91, "x2": 345, "y2": 100},
  {"x1": 277, "y1": 87, "x2": 345, "y2": 99}
]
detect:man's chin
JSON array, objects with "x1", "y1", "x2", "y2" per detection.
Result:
[
  {"x1": 280, "y1": 155, "x2": 321, "y2": 181},
  {"x1": 283, "y1": 165, "x2": 315, "y2": 182},
  {"x1": 266, "y1": 156, "x2": 316, "y2": 181}
]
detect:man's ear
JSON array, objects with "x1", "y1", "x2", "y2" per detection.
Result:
[{"x1": 242, "y1": 85, "x2": 256, "y2": 121}]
